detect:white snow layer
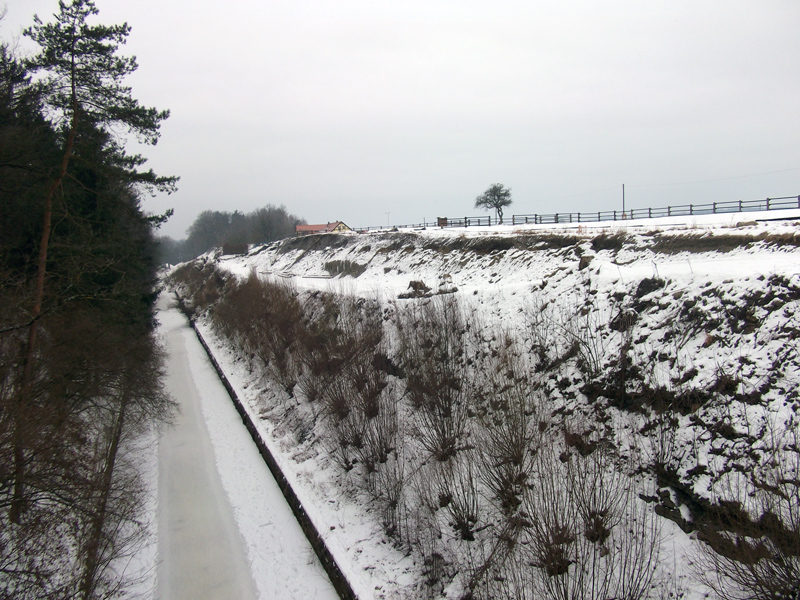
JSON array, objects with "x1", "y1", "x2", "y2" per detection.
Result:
[{"x1": 169, "y1": 209, "x2": 800, "y2": 599}]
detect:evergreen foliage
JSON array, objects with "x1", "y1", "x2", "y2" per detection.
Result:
[{"x1": 1, "y1": 2, "x2": 176, "y2": 596}]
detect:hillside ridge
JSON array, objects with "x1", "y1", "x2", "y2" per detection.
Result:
[{"x1": 171, "y1": 213, "x2": 800, "y2": 599}]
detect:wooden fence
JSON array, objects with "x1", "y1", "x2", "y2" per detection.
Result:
[
  {"x1": 510, "y1": 195, "x2": 800, "y2": 226},
  {"x1": 353, "y1": 194, "x2": 800, "y2": 232}
]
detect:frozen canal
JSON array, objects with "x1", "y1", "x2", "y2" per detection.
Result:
[{"x1": 156, "y1": 297, "x2": 339, "y2": 600}]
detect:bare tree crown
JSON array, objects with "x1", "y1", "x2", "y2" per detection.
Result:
[{"x1": 474, "y1": 183, "x2": 513, "y2": 224}]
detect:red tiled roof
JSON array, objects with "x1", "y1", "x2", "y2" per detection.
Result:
[{"x1": 295, "y1": 221, "x2": 348, "y2": 233}]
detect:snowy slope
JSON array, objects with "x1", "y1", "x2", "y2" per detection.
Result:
[{"x1": 174, "y1": 208, "x2": 800, "y2": 599}]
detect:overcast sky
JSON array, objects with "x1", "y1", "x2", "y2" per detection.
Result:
[{"x1": 3, "y1": 1, "x2": 799, "y2": 238}]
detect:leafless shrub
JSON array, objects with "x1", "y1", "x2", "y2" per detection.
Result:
[
  {"x1": 436, "y1": 456, "x2": 482, "y2": 542},
  {"x1": 650, "y1": 232, "x2": 800, "y2": 255},
  {"x1": 396, "y1": 295, "x2": 471, "y2": 462},
  {"x1": 212, "y1": 272, "x2": 303, "y2": 393},
  {"x1": 365, "y1": 430, "x2": 406, "y2": 539},
  {"x1": 694, "y1": 414, "x2": 800, "y2": 599},
  {"x1": 296, "y1": 292, "x2": 383, "y2": 405},
  {"x1": 475, "y1": 342, "x2": 545, "y2": 520},
  {"x1": 591, "y1": 232, "x2": 628, "y2": 252},
  {"x1": 524, "y1": 294, "x2": 571, "y2": 371},
  {"x1": 356, "y1": 388, "x2": 399, "y2": 475},
  {"x1": 166, "y1": 260, "x2": 227, "y2": 314},
  {"x1": 479, "y1": 550, "x2": 538, "y2": 600},
  {"x1": 324, "y1": 259, "x2": 367, "y2": 278},
  {"x1": 522, "y1": 434, "x2": 662, "y2": 600},
  {"x1": 560, "y1": 298, "x2": 609, "y2": 379},
  {"x1": 524, "y1": 290, "x2": 609, "y2": 378}
]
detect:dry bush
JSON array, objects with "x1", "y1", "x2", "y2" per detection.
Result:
[
  {"x1": 649, "y1": 232, "x2": 789, "y2": 254},
  {"x1": 365, "y1": 440, "x2": 406, "y2": 538},
  {"x1": 521, "y1": 435, "x2": 662, "y2": 600},
  {"x1": 313, "y1": 295, "x2": 385, "y2": 413},
  {"x1": 479, "y1": 550, "x2": 539, "y2": 600},
  {"x1": 212, "y1": 272, "x2": 303, "y2": 393},
  {"x1": 475, "y1": 342, "x2": 545, "y2": 520},
  {"x1": 435, "y1": 455, "x2": 482, "y2": 542},
  {"x1": 524, "y1": 294, "x2": 566, "y2": 371},
  {"x1": 591, "y1": 232, "x2": 628, "y2": 252},
  {"x1": 295, "y1": 292, "x2": 398, "y2": 487},
  {"x1": 211, "y1": 270, "x2": 267, "y2": 344},
  {"x1": 295, "y1": 292, "x2": 382, "y2": 403},
  {"x1": 560, "y1": 296, "x2": 609, "y2": 380},
  {"x1": 694, "y1": 415, "x2": 800, "y2": 599},
  {"x1": 396, "y1": 295, "x2": 471, "y2": 462},
  {"x1": 524, "y1": 290, "x2": 608, "y2": 377},
  {"x1": 356, "y1": 388, "x2": 399, "y2": 475},
  {"x1": 408, "y1": 502, "x2": 452, "y2": 599},
  {"x1": 324, "y1": 259, "x2": 367, "y2": 278},
  {"x1": 166, "y1": 260, "x2": 227, "y2": 314}
]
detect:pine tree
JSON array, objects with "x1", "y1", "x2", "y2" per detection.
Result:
[
  {"x1": 1, "y1": 8, "x2": 176, "y2": 593},
  {"x1": 11, "y1": 0, "x2": 176, "y2": 522}
]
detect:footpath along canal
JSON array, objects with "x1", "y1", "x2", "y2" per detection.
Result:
[{"x1": 156, "y1": 295, "x2": 339, "y2": 600}]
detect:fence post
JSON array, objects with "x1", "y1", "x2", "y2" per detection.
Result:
[
  {"x1": 597, "y1": 211, "x2": 600, "y2": 221},
  {"x1": 713, "y1": 202, "x2": 716, "y2": 214},
  {"x1": 766, "y1": 197, "x2": 771, "y2": 210},
  {"x1": 739, "y1": 200, "x2": 742, "y2": 211},
  {"x1": 648, "y1": 207, "x2": 652, "y2": 218},
  {"x1": 690, "y1": 204, "x2": 693, "y2": 215},
  {"x1": 668, "y1": 206, "x2": 671, "y2": 216},
  {"x1": 577, "y1": 212, "x2": 581, "y2": 223},
  {"x1": 613, "y1": 210, "x2": 617, "y2": 221}
]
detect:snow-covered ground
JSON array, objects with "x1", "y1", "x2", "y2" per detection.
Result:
[
  {"x1": 171, "y1": 208, "x2": 800, "y2": 599},
  {"x1": 153, "y1": 298, "x2": 339, "y2": 600}
]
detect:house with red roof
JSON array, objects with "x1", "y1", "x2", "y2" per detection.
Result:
[{"x1": 295, "y1": 221, "x2": 352, "y2": 236}]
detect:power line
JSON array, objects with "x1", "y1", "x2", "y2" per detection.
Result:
[
  {"x1": 629, "y1": 166, "x2": 800, "y2": 188},
  {"x1": 548, "y1": 186, "x2": 620, "y2": 201}
]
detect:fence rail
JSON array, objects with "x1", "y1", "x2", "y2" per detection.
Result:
[
  {"x1": 511, "y1": 195, "x2": 800, "y2": 226},
  {"x1": 352, "y1": 195, "x2": 800, "y2": 233}
]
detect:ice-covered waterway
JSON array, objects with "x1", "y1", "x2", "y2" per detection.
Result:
[{"x1": 156, "y1": 296, "x2": 339, "y2": 600}]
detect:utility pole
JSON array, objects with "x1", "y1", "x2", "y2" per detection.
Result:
[{"x1": 622, "y1": 184, "x2": 625, "y2": 214}]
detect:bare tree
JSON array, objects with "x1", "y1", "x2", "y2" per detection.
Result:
[{"x1": 474, "y1": 183, "x2": 513, "y2": 225}]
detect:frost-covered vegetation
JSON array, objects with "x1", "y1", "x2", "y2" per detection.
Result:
[{"x1": 169, "y1": 218, "x2": 800, "y2": 599}]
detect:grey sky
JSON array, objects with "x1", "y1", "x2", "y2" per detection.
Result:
[{"x1": 4, "y1": 1, "x2": 799, "y2": 238}]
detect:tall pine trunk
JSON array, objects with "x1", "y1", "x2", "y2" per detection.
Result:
[{"x1": 10, "y1": 105, "x2": 77, "y2": 524}]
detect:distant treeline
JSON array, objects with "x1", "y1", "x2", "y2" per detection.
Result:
[{"x1": 159, "y1": 205, "x2": 306, "y2": 264}]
